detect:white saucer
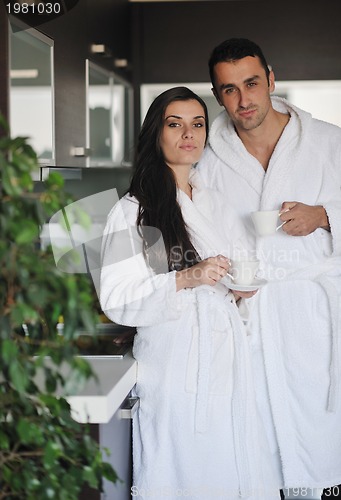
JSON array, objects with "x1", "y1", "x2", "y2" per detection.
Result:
[{"x1": 223, "y1": 277, "x2": 268, "y2": 292}]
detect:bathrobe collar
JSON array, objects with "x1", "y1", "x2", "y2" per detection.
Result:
[
  {"x1": 208, "y1": 96, "x2": 313, "y2": 205},
  {"x1": 176, "y1": 169, "x2": 230, "y2": 260}
]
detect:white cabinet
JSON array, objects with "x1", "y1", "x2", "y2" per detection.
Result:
[
  {"x1": 66, "y1": 353, "x2": 137, "y2": 499},
  {"x1": 100, "y1": 407, "x2": 133, "y2": 500}
]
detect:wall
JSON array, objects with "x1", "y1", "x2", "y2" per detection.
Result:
[
  {"x1": 3, "y1": 0, "x2": 341, "y2": 189},
  {"x1": 130, "y1": 0, "x2": 341, "y2": 132},
  {"x1": 132, "y1": 0, "x2": 341, "y2": 84}
]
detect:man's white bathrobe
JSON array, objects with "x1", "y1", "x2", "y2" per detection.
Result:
[
  {"x1": 197, "y1": 96, "x2": 341, "y2": 490},
  {"x1": 100, "y1": 171, "x2": 281, "y2": 499}
]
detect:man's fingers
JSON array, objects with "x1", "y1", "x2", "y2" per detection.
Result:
[
  {"x1": 279, "y1": 202, "x2": 298, "y2": 222},
  {"x1": 280, "y1": 201, "x2": 298, "y2": 213}
]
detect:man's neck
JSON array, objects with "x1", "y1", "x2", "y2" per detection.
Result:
[{"x1": 237, "y1": 110, "x2": 290, "y2": 171}]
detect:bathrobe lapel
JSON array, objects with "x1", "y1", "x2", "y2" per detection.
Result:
[
  {"x1": 261, "y1": 99, "x2": 313, "y2": 210},
  {"x1": 177, "y1": 169, "x2": 252, "y2": 261},
  {"x1": 176, "y1": 170, "x2": 232, "y2": 259},
  {"x1": 209, "y1": 111, "x2": 265, "y2": 198},
  {"x1": 209, "y1": 97, "x2": 314, "y2": 211}
]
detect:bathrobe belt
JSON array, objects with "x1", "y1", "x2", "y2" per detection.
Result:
[
  {"x1": 309, "y1": 273, "x2": 340, "y2": 412},
  {"x1": 264, "y1": 261, "x2": 340, "y2": 413},
  {"x1": 288, "y1": 264, "x2": 340, "y2": 412},
  {"x1": 194, "y1": 288, "x2": 253, "y2": 497}
]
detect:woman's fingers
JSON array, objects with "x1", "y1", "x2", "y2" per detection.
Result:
[
  {"x1": 207, "y1": 256, "x2": 231, "y2": 281},
  {"x1": 176, "y1": 255, "x2": 233, "y2": 290}
]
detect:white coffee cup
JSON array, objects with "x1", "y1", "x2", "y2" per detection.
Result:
[
  {"x1": 230, "y1": 258, "x2": 260, "y2": 286},
  {"x1": 251, "y1": 210, "x2": 283, "y2": 236}
]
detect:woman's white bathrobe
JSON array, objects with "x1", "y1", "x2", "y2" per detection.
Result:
[
  {"x1": 100, "y1": 171, "x2": 281, "y2": 499},
  {"x1": 197, "y1": 96, "x2": 341, "y2": 489}
]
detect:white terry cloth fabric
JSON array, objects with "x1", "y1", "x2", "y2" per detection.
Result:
[
  {"x1": 196, "y1": 96, "x2": 341, "y2": 489},
  {"x1": 100, "y1": 170, "x2": 282, "y2": 499}
]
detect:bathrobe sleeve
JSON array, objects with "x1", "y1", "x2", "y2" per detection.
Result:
[
  {"x1": 322, "y1": 148, "x2": 341, "y2": 256},
  {"x1": 100, "y1": 198, "x2": 182, "y2": 327},
  {"x1": 313, "y1": 121, "x2": 341, "y2": 256},
  {"x1": 324, "y1": 199, "x2": 341, "y2": 256}
]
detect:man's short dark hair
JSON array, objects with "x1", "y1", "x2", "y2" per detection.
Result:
[{"x1": 208, "y1": 38, "x2": 270, "y2": 88}]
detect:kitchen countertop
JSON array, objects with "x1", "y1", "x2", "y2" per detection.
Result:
[{"x1": 66, "y1": 350, "x2": 137, "y2": 424}]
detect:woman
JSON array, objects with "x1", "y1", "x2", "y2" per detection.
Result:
[{"x1": 100, "y1": 87, "x2": 281, "y2": 499}]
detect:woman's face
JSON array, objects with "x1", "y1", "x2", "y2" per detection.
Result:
[{"x1": 160, "y1": 99, "x2": 207, "y2": 172}]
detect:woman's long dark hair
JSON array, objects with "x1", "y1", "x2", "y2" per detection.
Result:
[{"x1": 128, "y1": 87, "x2": 209, "y2": 271}]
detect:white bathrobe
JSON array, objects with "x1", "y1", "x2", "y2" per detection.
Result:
[
  {"x1": 100, "y1": 170, "x2": 281, "y2": 499},
  {"x1": 197, "y1": 96, "x2": 341, "y2": 489}
]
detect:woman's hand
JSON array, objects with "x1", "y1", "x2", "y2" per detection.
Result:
[
  {"x1": 176, "y1": 255, "x2": 230, "y2": 291},
  {"x1": 233, "y1": 290, "x2": 258, "y2": 300}
]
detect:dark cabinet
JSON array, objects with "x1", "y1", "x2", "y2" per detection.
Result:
[{"x1": 1, "y1": 0, "x2": 132, "y2": 168}]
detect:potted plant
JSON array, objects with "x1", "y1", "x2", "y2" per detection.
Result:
[{"x1": 0, "y1": 115, "x2": 118, "y2": 499}]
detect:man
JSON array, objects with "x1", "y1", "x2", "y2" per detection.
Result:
[{"x1": 197, "y1": 38, "x2": 341, "y2": 500}]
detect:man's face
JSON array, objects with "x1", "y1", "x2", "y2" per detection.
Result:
[{"x1": 212, "y1": 56, "x2": 275, "y2": 133}]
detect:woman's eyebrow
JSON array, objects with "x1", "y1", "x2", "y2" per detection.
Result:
[
  {"x1": 165, "y1": 114, "x2": 183, "y2": 120},
  {"x1": 165, "y1": 115, "x2": 205, "y2": 120}
]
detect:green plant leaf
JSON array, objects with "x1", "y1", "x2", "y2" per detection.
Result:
[
  {"x1": 43, "y1": 440, "x2": 62, "y2": 468},
  {"x1": 98, "y1": 460, "x2": 120, "y2": 484},
  {"x1": 15, "y1": 220, "x2": 39, "y2": 244},
  {"x1": 9, "y1": 361, "x2": 29, "y2": 393},
  {"x1": 0, "y1": 116, "x2": 118, "y2": 495},
  {"x1": 0, "y1": 113, "x2": 9, "y2": 134},
  {"x1": 45, "y1": 171, "x2": 65, "y2": 189},
  {"x1": 1, "y1": 339, "x2": 19, "y2": 363},
  {"x1": 82, "y1": 465, "x2": 98, "y2": 489},
  {"x1": 17, "y1": 418, "x2": 44, "y2": 445},
  {"x1": 0, "y1": 428, "x2": 10, "y2": 449}
]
